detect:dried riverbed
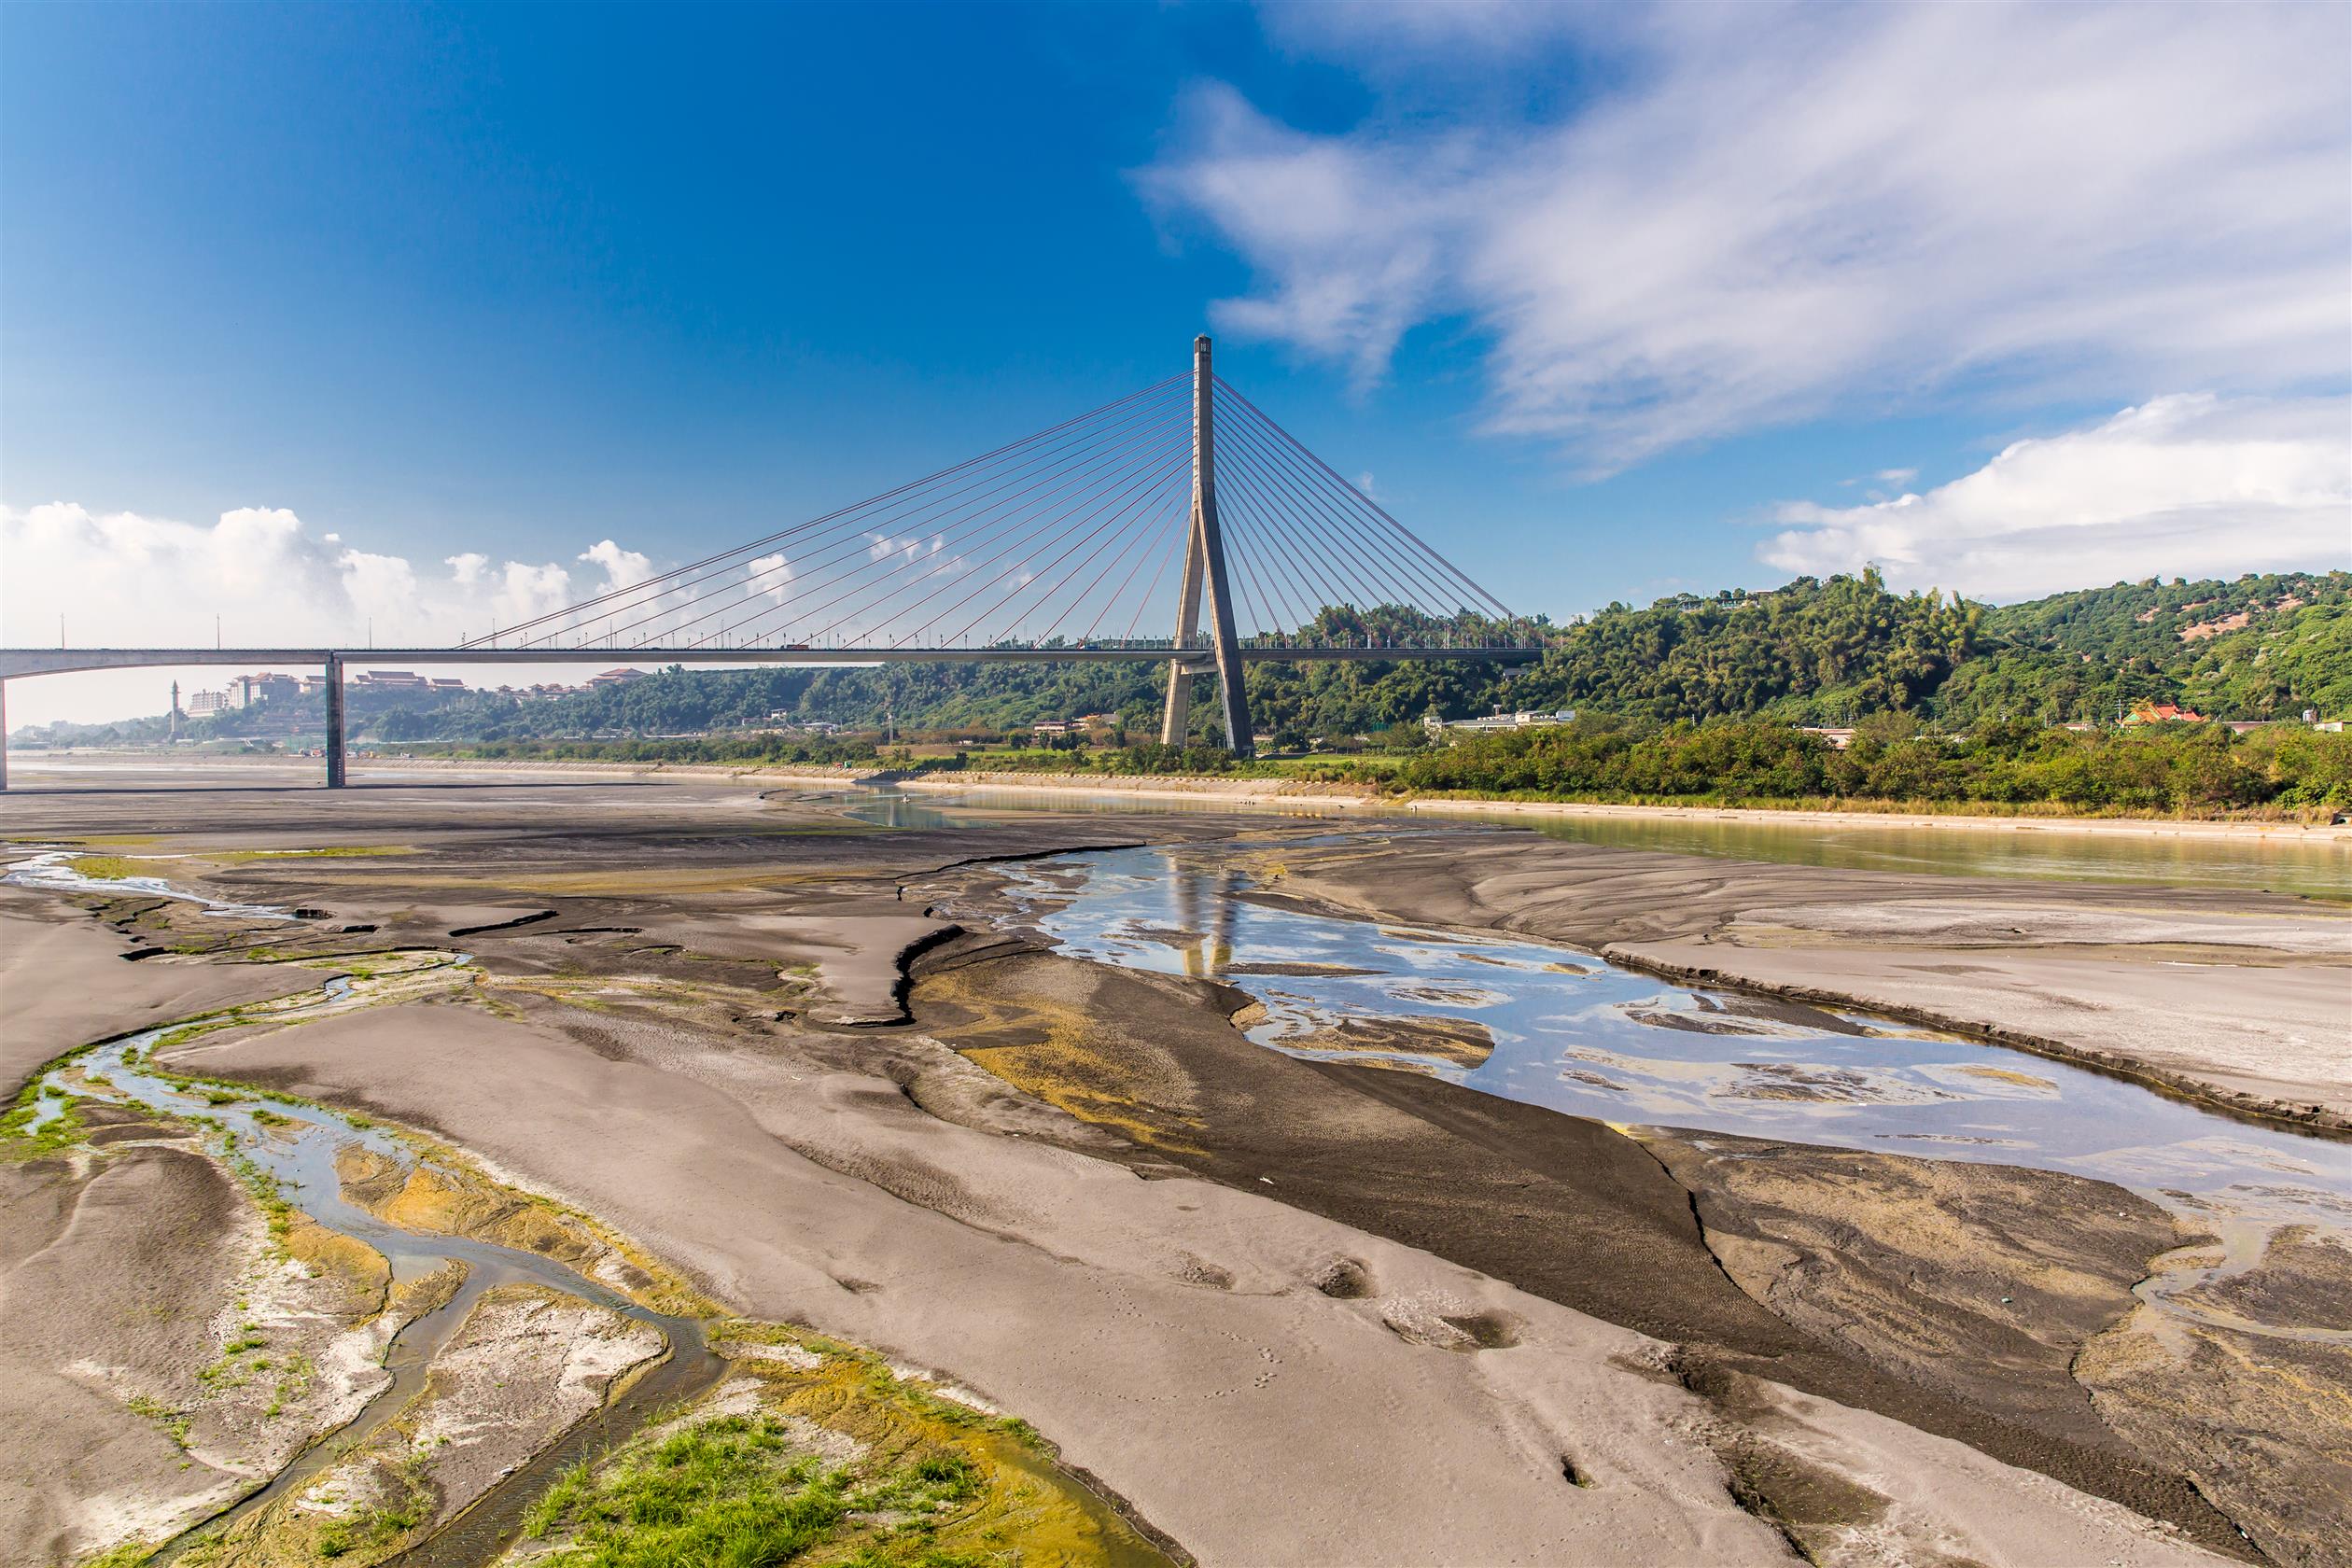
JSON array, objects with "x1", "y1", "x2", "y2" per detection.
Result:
[
  {"x1": 0, "y1": 851, "x2": 1171, "y2": 1568},
  {"x1": 3, "y1": 763, "x2": 2345, "y2": 1566}
]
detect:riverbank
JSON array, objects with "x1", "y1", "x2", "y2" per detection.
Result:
[
  {"x1": 22, "y1": 749, "x2": 2352, "y2": 840},
  {"x1": 1396, "y1": 791, "x2": 2352, "y2": 842},
  {"x1": 1249, "y1": 833, "x2": 2352, "y2": 1130},
  {"x1": 910, "y1": 936, "x2": 2346, "y2": 1563},
  {"x1": 5, "y1": 766, "x2": 2343, "y2": 1564}
]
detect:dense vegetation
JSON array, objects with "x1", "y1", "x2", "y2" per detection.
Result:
[
  {"x1": 1379, "y1": 714, "x2": 2352, "y2": 814},
  {"x1": 15, "y1": 571, "x2": 2346, "y2": 816}
]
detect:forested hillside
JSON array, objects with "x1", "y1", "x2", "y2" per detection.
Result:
[
  {"x1": 17, "y1": 570, "x2": 2347, "y2": 750},
  {"x1": 1978, "y1": 570, "x2": 2350, "y2": 720}
]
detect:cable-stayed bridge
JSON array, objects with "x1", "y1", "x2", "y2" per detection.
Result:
[{"x1": 0, "y1": 338, "x2": 1539, "y2": 787}]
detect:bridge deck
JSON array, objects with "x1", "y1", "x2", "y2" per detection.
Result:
[{"x1": 0, "y1": 645, "x2": 1539, "y2": 680}]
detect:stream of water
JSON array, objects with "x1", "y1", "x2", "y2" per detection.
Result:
[
  {"x1": 997, "y1": 846, "x2": 2352, "y2": 1257},
  {"x1": 27, "y1": 1003, "x2": 720, "y2": 1561},
  {"x1": 9, "y1": 794, "x2": 2348, "y2": 1557},
  {"x1": 835, "y1": 784, "x2": 2352, "y2": 899},
  {"x1": 6, "y1": 854, "x2": 722, "y2": 1564}
]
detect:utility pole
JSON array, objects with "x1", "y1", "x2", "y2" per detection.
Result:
[{"x1": 1158, "y1": 334, "x2": 1253, "y2": 756}]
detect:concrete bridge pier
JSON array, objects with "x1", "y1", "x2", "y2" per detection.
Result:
[{"x1": 323, "y1": 653, "x2": 345, "y2": 789}]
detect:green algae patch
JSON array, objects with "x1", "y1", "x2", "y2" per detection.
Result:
[
  {"x1": 0, "y1": 1086, "x2": 91, "y2": 1160},
  {"x1": 76, "y1": 1542, "x2": 161, "y2": 1568}
]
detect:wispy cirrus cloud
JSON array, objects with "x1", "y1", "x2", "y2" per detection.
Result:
[{"x1": 1144, "y1": 4, "x2": 2350, "y2": 470}]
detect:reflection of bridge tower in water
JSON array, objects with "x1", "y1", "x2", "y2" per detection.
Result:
[{"x1": 1169, "y1": 859, "x2": 1239, "y2": 979}]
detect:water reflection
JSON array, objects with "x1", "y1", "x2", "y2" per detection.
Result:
[
  {"x1": 1454, "y1": 810, "x2": 2352, "y2": 902},
  {"x1": 831, "y1": 785, "x2": 2352, "y2": 901},
  {"x1": 1004, "y1": 847, "x2": 2352, "y2": 1229}
]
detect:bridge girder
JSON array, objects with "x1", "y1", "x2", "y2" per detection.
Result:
[{"x1": 0, "y1": 645, "x2": 1533, "y2": 682}]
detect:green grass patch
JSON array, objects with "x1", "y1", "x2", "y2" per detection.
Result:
[
  {"x1": 1, "y1": 1085, "x2": 88, "y2": 1160},
  {"x1": 526, "y1": 1413, "x2": 849, "y2": 1564},
  {"x1": 225, "y1": 1148, "x2": 296, "y2": 1245},
  {"x1": 124, "y1": 1394, "x2": 191, "y2": 1449},
  {"x1": 75, "y1": 1541, "x2": 160, "y2": 1568}
]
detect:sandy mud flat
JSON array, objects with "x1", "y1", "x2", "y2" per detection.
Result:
[
  {"x1": 2, "y1": 762, "x2": 2344, "y2": 1566},
  {"x1": 1251, "y1": 831, "x2": 2352, "y2": 1128}
]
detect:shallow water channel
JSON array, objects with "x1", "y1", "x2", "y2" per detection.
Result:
[
  {"x1": 838, "y1": 783, "x2": 2352, "y2": 898},
  {"x1": 997, "y1": 845, "x2": 2352, "y2": 1246},
  {"x1": 7, "y1": 856, "x2": 721, "y2": 1565}
]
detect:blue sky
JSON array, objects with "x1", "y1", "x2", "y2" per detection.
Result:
[{"x1": 4, "y1": 2, "x2": 2347, "y2": 721}]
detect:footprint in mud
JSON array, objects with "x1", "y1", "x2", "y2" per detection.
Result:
[
  {"x1": 1381, "y1": 1303, "x2": 1524, "y2": 1351},
  {"x1": 1309, "y1": 1257, "x2": 1376, "y2": 1299},
  {"x1": 1439, "y1": 1309, "x2": 1522, "y2": 1350},
  {"x1": 1174, "y1": 1255, "x2": 1235, "y2": 1290}
]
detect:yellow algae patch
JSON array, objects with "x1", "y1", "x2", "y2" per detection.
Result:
[
  {"x1": 205, "y1": 845, "x2": 416, "y2": 863},
  {"x1": 393, "y1": 1259, "x2": 469, "y2": 1322},
  {"x1": 283, "y1": 1215, "x2": 392, "y2": 1304},
  {"x1": 343, "y1": 1148, "x2": 602, "y2": 1267},
  {"x1": 919, "y1": 963, "x2": 1211, "y2": 1155},
  {"x1": 962, "y1": 1038, "x2": 1209, "y2": 1158},
  {"x1": 1947, "y1": 1064, "x2": 2060, "y2": 1090},
  {"x1": 63, "y1": 853, "x2": 173, "y2": 882},
  {"x1": 333, "y1": 1141, "x2": 715, "y2": 1318}
]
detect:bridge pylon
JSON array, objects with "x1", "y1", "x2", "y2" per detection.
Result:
[
  {"x1": 324, "y1": 653, "x2": 346, "y2": 788},
  {"x1": 1159, "y1": 334, "x2": 1254, "y2": 757}
]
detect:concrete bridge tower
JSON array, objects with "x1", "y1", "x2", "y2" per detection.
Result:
[{"x1": 1159, "y1": 335, "x2": 1254, "y2": 757}]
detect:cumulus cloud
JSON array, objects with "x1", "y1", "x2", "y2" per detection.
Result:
[
  {"x1": 1145, "y1": 4, "x2": 2350, "y2": 468},
  {"x1": 579, "y1": 539, "x2": 652, "y2": 590},
  {"x1": 1, "y1": 501, "x2": 656, "y2": 646},
  {"x1": 1759, "y1": 395, "x2": 2352, "y2": 602},
  {"x1": 747, "y1": 551, "x2": 795, "y2": 605}
]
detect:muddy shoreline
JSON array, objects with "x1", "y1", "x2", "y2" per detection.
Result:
[
  {"x1": 25, "y1": 749, "x2": 2352, "y2": 840},
  {"x1": 4, "y1": 766, "x2": 2342, "y2": 1566},
  {"x1": 1239, "y1": 833, "x2": 2352, "y2": 1130},
  {"x1": 908, "y1": 936, "x2": 2341, "y2": 1562}
]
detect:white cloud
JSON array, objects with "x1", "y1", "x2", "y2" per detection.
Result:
[
  {"x1": 1874, "y1": 469, "x2": 1917, "y2": 487},
  {"x1": 0, "y1": 500, "x2": 655, "y2": 647},
  {"x1": 579, "y1": 539, "x2": 652, "y2": 589},
  {"x1": 1145, "y1": 4, "x2": 2350, "y2": 469},
  {"x1": 747, "y1": 551, "x2": 795, "y2": 605},
  {"x1": 1760, "y1": 395, "x2": 2352, "y2": 601}
]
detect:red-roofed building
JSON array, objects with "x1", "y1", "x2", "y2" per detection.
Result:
[{"x1": 2121, "y1": 702, "x2": 2206, "y2": 726}]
